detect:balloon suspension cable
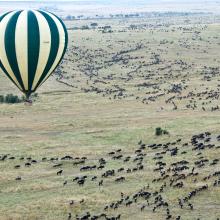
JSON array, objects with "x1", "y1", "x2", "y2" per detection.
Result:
[{"x1": 24, "y1": 92, "x2": 32, "y2": 105}]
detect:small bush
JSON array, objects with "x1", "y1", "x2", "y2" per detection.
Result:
[
  {"x1": 91, "y1": 22, "x2": 98, "y2": 27},
  {"x1": 81, "y1": 25, "x2": 90, "y2": 30},
  {"x1": 155, "y1": 127, "x2": 169, "y2": 136},
  {"x1": 0, "y1": 95, "x2": 4, "y2": 103},
  {"x1": 0, "y1": 94, "x2": 24, "y2": 104},
  {"x1": 155, "y1": 127, "x2": 163, "y2": 136},
  {"x1": 163, "y1": 130, "x2": 169, "y2": 135},
  {"x1": 31, "y1": 93, "x2": 38, "y2": 98},
  {"x1": 5, "y1": 94, "x2": 19, "y2": 103}
]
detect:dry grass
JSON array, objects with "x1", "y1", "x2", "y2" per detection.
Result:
[{"x1": 0, "y1": 13, "x2": 220, "y2": 220}]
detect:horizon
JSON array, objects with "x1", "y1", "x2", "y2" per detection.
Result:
[
  {"x1": 1, "y1": 0, "x2": 220, "y2": 16},
  {"x1": 0, "y1": 0, "x2": 214, "y2": 1}
]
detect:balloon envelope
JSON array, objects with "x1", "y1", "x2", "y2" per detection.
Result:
[{"x1": 0, "y1": 10, "x2": 68, "y2": 98}]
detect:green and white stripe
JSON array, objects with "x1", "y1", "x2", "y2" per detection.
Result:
[{"x1": 0, "y1": 10, "x2": 68, "y2": 97}]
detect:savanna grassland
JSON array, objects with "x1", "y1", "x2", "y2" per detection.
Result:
[{"x1": 0, "y1": 12, "x2": 220, "y2": 220}]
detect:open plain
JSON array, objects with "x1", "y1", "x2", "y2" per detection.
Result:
[{"x1": 0, "y1": 2, "x2": 220, "y2": 220}]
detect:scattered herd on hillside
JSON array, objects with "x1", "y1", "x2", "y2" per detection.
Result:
[{"x1": 55, "y1": 15, "x2": 220, "y2": 112}]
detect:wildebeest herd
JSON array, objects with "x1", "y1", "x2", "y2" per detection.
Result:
[
  {"x1": 1, "y1": 12, "x2": 220, "y2": 220},
  {"x1": 57, "y1": 13, "x2": 220, "y2": 113},
  {"x1": 1, "y1": 131, "x2": 220, "y2": 219}
]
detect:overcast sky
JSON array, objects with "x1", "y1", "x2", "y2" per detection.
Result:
[
  {"x1": 4, "y1": 0, "x2": 220, "y2": 1},
  {"x1": 1, "y1": 0, "x2": 220, "y2": 15},
  {"x1": 0, "y1": 0, "x2": 213, "y2": 3},
  {"x1": 2, "y1": 0, "x2": 220, "y2": 5}
]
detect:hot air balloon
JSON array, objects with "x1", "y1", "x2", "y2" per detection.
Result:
[{"x1": 0, "y1": 10, "x2": 68, "y2": 100}]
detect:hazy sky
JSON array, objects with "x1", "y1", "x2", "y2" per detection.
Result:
[
  {"x1": 1, "y1": 0, "x2": 220, "y2": 16},
  {"x1": 3, "y1": 0, "x2": 220, "y2": 1},
  {"x1": 3, "y1": 0, "x2": 97, "y2": 2},
  {"x1": 0, "y1": 0, "x2": 215, "y2": 3}
]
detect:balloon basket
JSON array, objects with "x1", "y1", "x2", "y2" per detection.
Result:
[
  {"x1": 24, "y1": 99, "x2": 33, "y2": 106},
  {"x1": 24, "y1": 92, "x2": 33, "y2": 106}
]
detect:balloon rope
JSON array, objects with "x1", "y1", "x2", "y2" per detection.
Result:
[{"x1": 24, "y1": 91, "x2": 32, "y2": 104}]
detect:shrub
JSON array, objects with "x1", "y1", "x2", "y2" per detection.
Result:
[
  {"x1": 163, "y1": 130, "x2": 169, "y2": 135},
  {"x1": 81, "y1": 25, "x2": 90, "y2": 30},
  {"x1": 32, "y1": 93, "x2": 38, "y2": 98},
  {"x1": 0, "y1": 95, "x2": 4, "y2": 103},
  {"x1": 0, "y1": 94, "x2": 24, "y2": 104},
  {"x1": 0, "y1": 93, "x2": 38, "y2": 104},
  {"x1": 91, "y1": 23, "x2": 98, "y2": 27},
  {"x1": 155, "y1": 127, "x2": 163, "y2": 136},
  {"x1": 155, "y1": 127, "x2": 169, "y2": 136},
  {"x1": 5, "y1": 94, "x2": 22, "y2": 103}
]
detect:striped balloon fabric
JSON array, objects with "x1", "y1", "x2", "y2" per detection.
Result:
[{"x1": 0, "y1": 10, "x2": 68, "y2": 98}]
